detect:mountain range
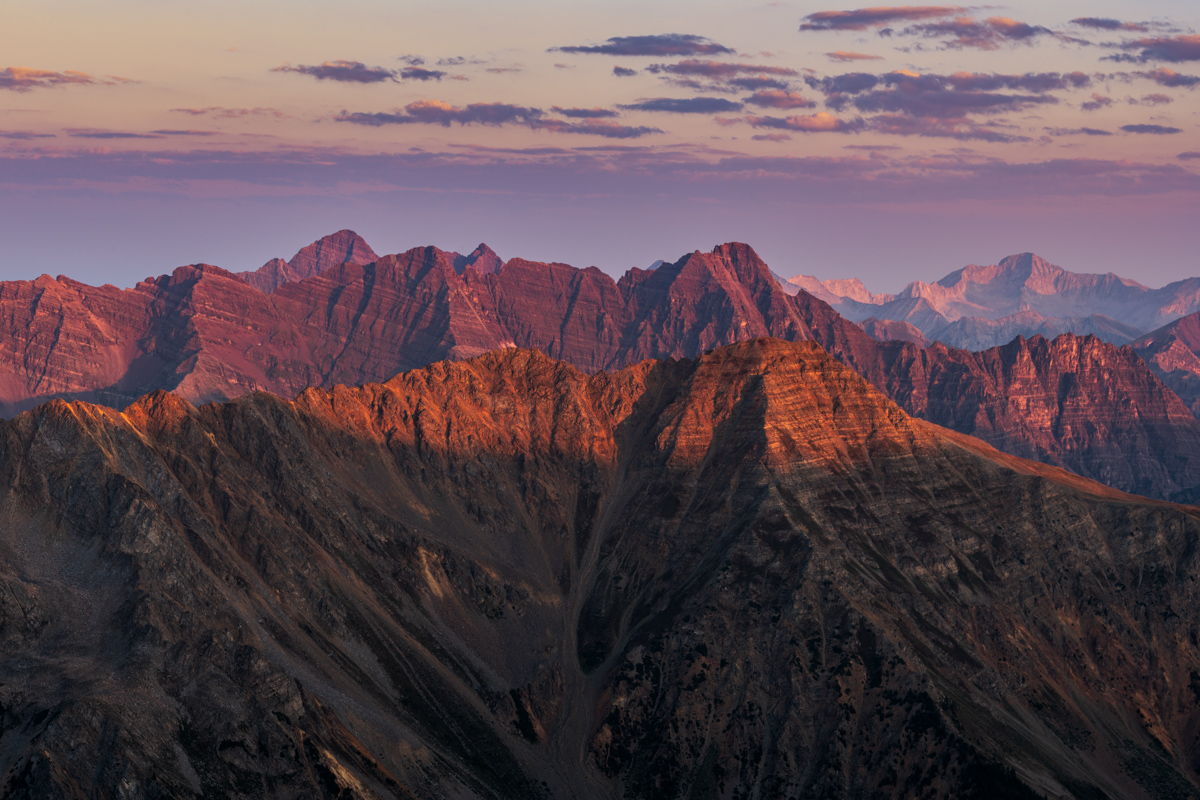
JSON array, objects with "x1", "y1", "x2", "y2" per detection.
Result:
[
  {"x1": 2, "y1": 339, "x2": 1198, "y2": 799},
  {"x1": 784, "y1": 252, "x2": 1200, "y2": 350},
  {"x1": 1, "y1": 233, "x2": 1199, "y2": 503}
]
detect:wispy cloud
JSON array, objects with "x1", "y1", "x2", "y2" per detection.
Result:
[
  {"x1": 826, "y1": 51, "x2": 884, "y2": 62},
  {"x1": 1044, "y1": 127, "x2": 1113, "y2": 136},
  {"x1": 150, "y1": 129, "x2": 219, "y2": 136},
  {"x1": 1121, "y1": 123, "x2": 1183, "y2": 134},
  {"x1": 552, "y1": 34, "x2": 734, "y2": 57},
  {"x1": 800, "y1": 6, "x2": 963, "y2": 32},
  {"x1": 335, "y1": 100, "x2": 661, "y2": 137},
  {"x1": 746, "y1": 112, "x2": 865, "y2": 132},
  {"x1": 67, "y1": 128, "x2": 162, "y2": 139},
  {"x1": 1135, "y1": 67, "x2": 1200, "y2": 88},
  {"x1": 171, "y1": 107, "x2": 289, "y2": 119},
  {"x1": 869, "y1": 114, "x2": 1030, "y2": 142},
  {"x1": 619, "y1": 97, "x2": 743, "y2": 113},
  {"x1": 400, "y1": 67, "x2": 446, "y2": 81},
  {"x1": 1081, "y1": 93, "x2": 1113, "y2": 111},
  {"x1": 645, "y1": 60, "x2": 798, "y2": 80},
  {"x1": 273, "y1": 60, "x2": 398, "y2": 83},
  {"x1": 1131, "y1": 93, "x2": 1172, "y2": 106},
  {"x1": 830, "y1": 73, "x2": 1059, "y2": 117},
  {"x1": 803, "y1": 71, "x2": 1080, "y2": 121},
  {"x1": 550, "y1": 107, "x2": 619, "y2": 118},
  {"x1": 337, "y1": 100, "x2": 543, "y2": 126},
  {"x1": 1071, "y1": 17, "x2": 1150, "y2": 33},
  {"x1": 0, "y1": 67, "x2": 102, "y2": 92},
  {"x1": 1111, "y1": 35, "x2": 1200, "y2": 63},
  {"x1": 744, "y1": 90, "x2": 817, "y2": 109},
  {"x1": 528, "y1": 119, "x2": 663, "y2": 138},
  {"x1": 901, "y1": 16, "x2": 1054, "y2": 50},
  {"x1": 644, "y1": 59, "x2": 799, "y2": 93},
  {"x1": 0, "y1": 130, "x2": 55, "y2": 140}
]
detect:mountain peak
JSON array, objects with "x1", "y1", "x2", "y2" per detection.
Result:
[
  {"x1": 453, "y1": 243, "x2": 504, "y2": 274},
  {"x1": 238, "y1": 229, "x2": 379, "y2": 293},
  {"x1": 284, "y1": 229, "x2": 378, "y2": 277}
]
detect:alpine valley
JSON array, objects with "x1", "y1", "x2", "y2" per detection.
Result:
[{"x1": 1, "y1": 232, "x2": 1199, "y2": 799}]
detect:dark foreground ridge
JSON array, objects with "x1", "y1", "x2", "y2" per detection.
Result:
[{"x1": 0, "y1": 339, "x2": 1197, "y2": 799}]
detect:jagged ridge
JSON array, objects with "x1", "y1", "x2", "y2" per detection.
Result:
[
  {"x1": 0, "y1": 340, "x2": 1197, "y2": 798},
  {"x1": 0, "y1": 235, "x2": 1198, "y2": 501}
]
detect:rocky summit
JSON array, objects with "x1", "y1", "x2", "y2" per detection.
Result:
[{"x1": 0, "y1": 339, "x2": 1198, "y2": 799}]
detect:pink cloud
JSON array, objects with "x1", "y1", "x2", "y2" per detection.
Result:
[
  {"x1": 746, "y1": 112, "x2": 865, "y2": 132},
  {"x1": 0, "y1": 67, "x2": 99, "y2": 92},
  {"x1": 744, "y1": 90, "x2": 817, "y2": 109},
  {"x1": 1116, "y1": 35, "x2": 1200, "y2": 63}
]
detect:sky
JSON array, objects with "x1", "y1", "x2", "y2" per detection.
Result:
[{"x1": 1, "y1": 0, "x2": 1198, "y2": 292}]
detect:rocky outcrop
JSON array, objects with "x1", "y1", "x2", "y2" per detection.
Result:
[
  {"x1": 239, "y1": 229, "x2": 379, "y2": 293},
  {"x1": 1133, "y1": 311, "x2": 1200, "y2": 418},
  {"x1": 0, "y1": 340, "x2": 1197, "y2": 799}
]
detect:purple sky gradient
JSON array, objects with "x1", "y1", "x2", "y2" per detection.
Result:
[{"x1": 1, "y1": 0, "x2": 1198, "y2": 291}]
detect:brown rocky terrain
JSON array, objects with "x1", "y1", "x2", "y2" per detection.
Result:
[
  {"x1": 1133, "y1": 312, "x2": 1200, "y2": 418},
  {"x1": 1, "y1": 234, "x2": 1199, "y2": 501},
  {"x1": 0, "y1": 339, "x2": 1198, "y2": 799}
]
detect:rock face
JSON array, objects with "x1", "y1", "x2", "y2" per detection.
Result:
[
  {"x1": 1, "y1": 237, "x2": 1199, "y2": 501},
  {"x1": 791, "y1": 252, "x2": 1200, "y2": 348},
  {"x1": 1133, "y1": 311, "x2": 1200, "y2": 418},
  {"x1": 0, "y1": 339, "x2": 1198, "y2": 799},
  {"x1": 834, "y1": 333, "x2": 1200, "y2": 503},
  {"x1": 859, "y1": 317, "x2": 929, "y2": 347},
  {"x1": 239, "y1": 229, "x2": 379, "y2": 293}
]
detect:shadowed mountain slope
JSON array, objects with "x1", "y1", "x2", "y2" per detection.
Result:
[{"x1": 0, "y1": 340, "x2": 1198, "y2": 799}]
